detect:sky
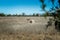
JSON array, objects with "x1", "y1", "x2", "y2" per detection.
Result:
[{"x1": 0, "y1": 0, "x2": 58, "y2": 15}]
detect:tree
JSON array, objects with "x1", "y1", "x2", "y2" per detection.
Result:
[
  {"x1": 39, "y1": 0, "x2": 60, "y2": 31},
  {"x1": 39, "y1": 0, "x2": 46, "y2": 11},
  {"x1": 33, "y1": 13, "x2": 36, "y2": 16},
  {"x1": 39, "y1": 0, "x2": 60, "y2": 17},
  {"x1": 7, "y1": 14, "x2": 11, "y2": 16},
  {"x1": 22, "y1": 13, "x2": 25, "y2": 16},
  {"x1": 36, "y1": 13, "x2": 40, "y2": 16},
  {"x1": 0, "y1": 13, "x2": 5, "y2": 16},
  {"x1": 58, "y1": 0, "x2": 60, "y2": 7}
]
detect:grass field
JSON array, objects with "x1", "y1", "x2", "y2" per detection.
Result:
[{"x1": 0, "y1": 17, "x2": 60, "y2": 40}]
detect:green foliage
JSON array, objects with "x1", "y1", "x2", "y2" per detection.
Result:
[
  {"x1": 56, "y1": 9, "x2": 60, "y2": 19},
  {"x1": 42, "y1": 4, "x2": 46, "y2": 11},
  {"x1": 39, "y1": 0, "x2": 46, "y2": 11},
  {"x1": 51, "y1": 0, "x2": 54, "y2": 5},
  {"x1": 41, "y1": 12, "x2": 51, "y2": 17},
  {"x1": 39, "y1": 0, "x2": 60, "y2": 30},
  {"x1": 40, "y1": 0, "x2": 44, "y2": 3},
  {"x1": 7, "y1": 14, "x2": 11, "y2": 16},
  {"x1": 0, "y1": 13, "x2": 5, "y2": 16},
  {"x1": 33, "y1": 13, "x2": 36, "y2": 16},
  {"x1": 36, "y1": 13, "x2": 40, "y2": 16},
  {"x1": 58, "y1": 0, "x2": 60, "y2": 7}
]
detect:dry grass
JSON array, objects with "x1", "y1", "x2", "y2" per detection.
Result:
[
  {"x1": 0, "y1": 17, "x2": 60, "y2": 40},
  {"x1": 0, "y1": 32, "x2": 60, "y2": 40}
]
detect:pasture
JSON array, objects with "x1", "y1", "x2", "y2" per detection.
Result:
[{"x1": 0, "y1": 17, "x2": 60, "y2": 40}]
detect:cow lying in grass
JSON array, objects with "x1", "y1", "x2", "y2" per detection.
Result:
[{"x1": 27, "y1": 18, "x2": 35, "y2": 23}]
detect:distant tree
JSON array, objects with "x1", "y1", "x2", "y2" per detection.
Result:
[
  {"x1": 0, "y1": 13, "x2": 5, "y2": 16},
  {"x1": 22, "y1": 13, "x2": 25, "y2": 16},
  {"x1": 33, "y1": 13, "x2": 36, "y2": 16},
  {"x1": 12, "y1": 14, "x2": 18, "y2": 16},
  {"x1": 18, "y1": 14, "x2": 21, "y2": 16},
  {"x1": 16, "y1": 14, "x2": 17, "y2": 16},
  {"x1": 36, "y1": 13, "x2": 40, "y2": 16},
  {"x1": 7, "y1": 14, "x2": 11, "y2": 16}
]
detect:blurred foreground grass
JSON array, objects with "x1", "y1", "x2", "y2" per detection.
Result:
[{"x1": 0, "y1": 32, "x2": 60, "y2": 40}]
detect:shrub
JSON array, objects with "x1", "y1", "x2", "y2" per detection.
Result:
[{"x1": 0, "y1": 13, "x2": 5, "y2": 16}]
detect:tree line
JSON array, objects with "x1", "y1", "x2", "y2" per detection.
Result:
[{"x1": 0, "y1": 13, "x2": 41, "y2": 17}]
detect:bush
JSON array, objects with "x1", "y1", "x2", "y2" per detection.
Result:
[
  {"x1": 36, "y1": 13, "x2": 40, "y2": 16},
  {"x1": 0, "y1": 13, "x2": 5, "y2": 16},
  {"x1": 7, "y1": 14, "x2": 11, "y2": 16}
]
